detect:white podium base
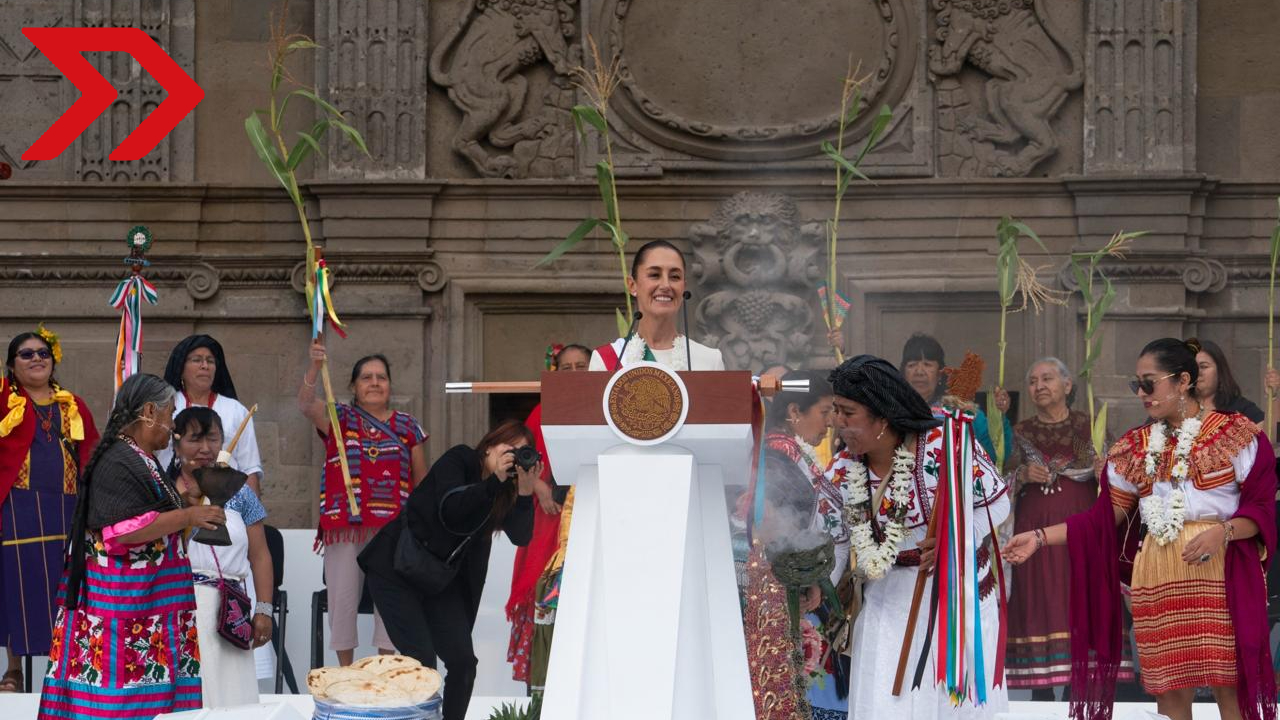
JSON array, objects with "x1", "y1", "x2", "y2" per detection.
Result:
[{"x1": 542, "y1": 444, "x2": 753, "y2": 720}]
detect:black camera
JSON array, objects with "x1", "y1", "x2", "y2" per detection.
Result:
[{"x1": 510, "y1": 445, "x2": 541, "y2": 475}]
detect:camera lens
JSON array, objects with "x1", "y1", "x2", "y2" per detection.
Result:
[{"x1": 513, "y1": 445, "x2": 541, "y2": 471}]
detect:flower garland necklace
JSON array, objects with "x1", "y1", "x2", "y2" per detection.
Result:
[
  {"x1": 1139, "y1": 412, "x2": 1202, "y2": 545},
  {"x1": 620, "y1": 331, "x2": 689, "y2": 371},
  {"x1": 841, "y1": 444, "x2": 916, "y2": 580},
  {"x1": 792, "y1": 434, "x2": 821, "y2": 474}
]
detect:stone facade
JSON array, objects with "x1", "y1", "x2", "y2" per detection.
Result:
[{"x1": 0, "y1": 0, "x2": 1278, "y2": 527}]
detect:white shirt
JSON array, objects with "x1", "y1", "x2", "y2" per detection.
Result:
[
  {"x1": 157, "y1": 393, "x2": 264, "y2": 478},
  {"x1": 588, "y1": 337, "x2": 726, "y2": 371}
]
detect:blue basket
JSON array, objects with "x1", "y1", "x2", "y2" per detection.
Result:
[{"x1": 313, "y1": 695, "x2": 443, "y2": 720}]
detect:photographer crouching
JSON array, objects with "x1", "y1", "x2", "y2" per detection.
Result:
[{"x1": 359, "y1": 420, "x2": 538, "y2": 720}]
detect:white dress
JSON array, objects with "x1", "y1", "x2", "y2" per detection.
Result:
[
  {"x1": 587, "y1": 336, "x2": 726, "y2": 371},
  {"x1": 188, "y1": 487, "x2": 264, "y2": 708},
  {"x1": 843, "y1": 428, "x2": 1011, "y2": 719}
]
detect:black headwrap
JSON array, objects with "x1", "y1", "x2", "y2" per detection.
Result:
[
  {"x1": 829, "y1": 354, "x2": 941, "y2": 436},
  {"x1": 163, "y1": 334, "x2": 238, "y2": 399}
]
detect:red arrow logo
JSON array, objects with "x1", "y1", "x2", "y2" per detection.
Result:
[{"x1": 21, "y1": 27, "x2": 204, "y2": 162}]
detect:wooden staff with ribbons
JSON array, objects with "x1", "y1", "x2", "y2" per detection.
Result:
[{"x1": 309, "y1": 247, "x2": 358, "y2": 523}]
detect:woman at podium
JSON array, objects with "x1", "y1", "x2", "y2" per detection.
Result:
[
  {"x1": 588, "y1": 241, "x2": 726, "y2": 372},
  {"x1": 827, "y1": 356, "x2": 1010, "y2": 719}
]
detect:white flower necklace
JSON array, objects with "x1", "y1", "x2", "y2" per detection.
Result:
[
  {"x1": 841, "y1": 444, "x2": 916, "y2": 580},
  {"x1": 792, "y1": 434, "x2": 821, "y2": 474},
  {"x1": 1139, "y1": 413, "x2": 1202, "y2": 545},
  {"x1": 620, "y1": 331, "x2": 689, "y2": 371}
]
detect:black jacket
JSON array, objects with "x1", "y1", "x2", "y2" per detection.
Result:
[{"x1": 361, "y1": 444, "x2": 534, "y2": 600}]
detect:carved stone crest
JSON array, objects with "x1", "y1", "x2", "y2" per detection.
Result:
[
  {"x1": 429, "y1": 0, "x2": 580, "y2": 178},
  {"x1": 929, "y1": 0, "x2": 1082, "y2": 177},
  {"x1": 690, "y1": 192, "x2": 823, "y2": 372}
]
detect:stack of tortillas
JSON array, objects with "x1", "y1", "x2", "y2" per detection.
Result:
[{"x1": 308, "y1": 654, "x2": 442, "y2": 707}]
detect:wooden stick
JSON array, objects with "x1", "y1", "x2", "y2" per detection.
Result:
[
  {"x1": 225, "y1": 404, "x2": 258, "y2": 455},
  {"x1": 893, "y1": 500, "x2": 941, "y2": 695},
  {"x1": 445, "y1": 381, "x2": 542, "y2": 394}
]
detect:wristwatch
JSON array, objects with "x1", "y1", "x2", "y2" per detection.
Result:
[{"x1": 254, "y1": 601, "x2": 273, "y2": 618}]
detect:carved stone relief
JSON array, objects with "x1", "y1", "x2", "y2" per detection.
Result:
[
  {"x1": 590, "y1": 0, "x2": 932, "y2": 176},
  {"x1": 316, "y1": 0, "x2": 429, "y2": 180},
  {"x1": 929, "y1": 0, "x2": 1082, "y2": 177},
  {"x1": 689, "y1": 192, "x2": 823, "y2": 372},
  {"x1": 0, "y1": 0, "x2": 195, "y2": 181},
  {"x1": 1083, "y1": 0, "x2": 1196, "y2": 174},
  {"x1": 429, "y1": 0, "x2": 580, "y2": 179}
]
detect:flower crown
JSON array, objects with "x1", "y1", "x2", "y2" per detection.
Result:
[{"x1": 35, "y1": 323, "x2": 63, "y2": 364}]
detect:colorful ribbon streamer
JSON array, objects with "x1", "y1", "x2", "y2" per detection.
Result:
[
  {"x1": 108, "y1": 275, "x2": 158, "y2": 393},
  {"x1": 817, "y1": 282, "x2": 851, "y2": 332},
  {"x1": 910, "y1": 408, "x2": 999, "y2": 706},
  {"x1": 311, "y1": 259, "x2": 347, "y2": 339}
]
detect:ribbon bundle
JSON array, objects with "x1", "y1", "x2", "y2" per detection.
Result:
[
  {"x1": 108, "y1": 275, "x2": 159, "y2": 393},
  {"x1": 311, "y1": 259, "x2": 347, "y2": 339},
  {"x1": 911, "y1": 408, "x2": 1005, "y2": 705},
  {"x1": 818, "y1": 283, "x2": 851, "y2": 336}
]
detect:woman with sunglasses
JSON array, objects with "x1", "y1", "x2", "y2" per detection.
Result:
[
  {"x1": 1004, "y1": 338, "x2": 1277, "y2": 720},
  {"x1": 0, "y1": 328, "x2": 99, "y2": 693}
]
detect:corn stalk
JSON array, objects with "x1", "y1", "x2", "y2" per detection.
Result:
[
  {"x1": 534, "y1": 36, "x2": 633, "y2": 337},
  {"x1": 819, "y1": 63, "x2": 892, "y2": 362},
  {"x1": 1267, "y1": 199, "x2": 1280, "y2": 436},
  {"x1": 1070, "y1": 231, "x2": 1148, "y2": 457},
  {"x1": 987, "y1": 218, "x2": 1067, "y2": 471},
  {"x1": 242, "y1": 3, "x2": 370, "y2": 513}
]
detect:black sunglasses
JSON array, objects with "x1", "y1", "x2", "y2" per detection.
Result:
[
  {"x1": 16, "y1": 349, "x2": 52, "y2": 361},
  {"x1": 1128, "y1": 372, "x2": 1176, "y2": 396}
]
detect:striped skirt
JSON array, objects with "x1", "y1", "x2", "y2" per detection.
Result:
[
  {"x1": 1131, "y1": 520, "x2": 1236, "y2": 694},
  {"x1": 37, "y1": 531, "x2": 201, "y2": 720}
]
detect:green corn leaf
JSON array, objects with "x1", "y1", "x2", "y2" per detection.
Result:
[
  {"x1": 842, "y1": 85, "x2": 864, "y2": 127},
  {"x1": 572, "y1": 105, "x2": 607, "y2": 143},
  {"x1": 287, "y1": 39, "x2": 321, "y2": 51},
  {"x1": 595, "y1": 161, "x2": 618, "y2": 226},
  {"x1": 534, "y1": 217, "x2": 601, "y2": 268},
  {"x1": 1007, "y1": 220, "x2": 1047, "y2": 251},
  {"x1": 986, "y1": 394, "x2": 1006, "y2": 471},
  {"x1": 291, "y1": 88, "x2": 344, "y2": 119},
  {"x1": 853, "y1": 104, "x2": 893, "y2": 166},
  {"x1": 615, "y1": 307, "x2": 630, "y2": 338},
  {"x1": 329, "y1": 119, "x2": 371, "y2": 156},
  {"x1": 244, "y1": 113, "x2": 299, "y2": 205},
  {"x1": 1091, "y1": 402, "x2": 1109, "y2": 457},
  {"x1": 287, "y1": 122, "x2": 330, "y2": 170},
  {"x1": 1070, "y1": 259, "x2": 1091, "y2": 295},
  {"x1": 271, "y1": 64, "x2": 284, "y2": 95},
  {"x1": 1095, "y1": 275, "x2": 1116, "y2": 324},
  {"x1": 821, "y1": 141, "x2": 857, "y2": 175},
  {"x1": 604, "y1": 221, "x2": 629, "y2": 250}
]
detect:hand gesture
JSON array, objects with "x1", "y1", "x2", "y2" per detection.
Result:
[
  {"x1": 515, "y1": 459, "x2": 545, "y2": 497},
  {"x1": 186, "y1": 505, "x2": 226, "y2": 530},
  {"x1": 918, "y1": 536, "x2": 937, "y2": 575},
  {"x1": 1180, "y1": 523, "x2": 1225, "y2": 565},
  {"x1": 309, "y1": 337, "x2": 327, "y2": 367},
  {"x1": 1266, "y1": 368, "x2": 1280, "y2": 393},
  {"x1": 1024, "y1": 463, "x2": 1052, "y2": 485},
  {"x1": 993, "y1": 386, "x2": 1011, "y2": 414},
  {"x1": 484, "y1": 444, "x2": 515, "y2": 480},
  {"x1": 533, "y1": 479, "x2": 561, "y2": 514},
  {"x1": 800, "y1": 584, "x2": 822, "y2": 613},
  {"x1": 1003, "y1": 531, "x2": 1040, "y2": 564},
  {"x1": 252, "y1": 613, "x2": 273, "y2": 648}
]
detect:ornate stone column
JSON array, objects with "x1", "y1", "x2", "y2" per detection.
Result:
[{"x1": 1083, "y1": 0, "x2": 1197, "y2": 174}]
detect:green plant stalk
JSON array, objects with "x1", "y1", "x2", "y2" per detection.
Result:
[
  {"x1": 601, "y1": 126, "x2": 631, "y2": 323},
  {"x1": 827, "y1": 98, "x2": 851, "y2": 364}
]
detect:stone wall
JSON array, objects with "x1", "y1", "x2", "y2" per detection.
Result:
[{"x1": 0, "y1": 0, "x2": 1277, "y2": 526}]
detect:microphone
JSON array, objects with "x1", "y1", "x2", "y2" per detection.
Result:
[
  {"x1": 614, "y1": 310, "x2": 643, "y2": 372},
  {"x1": 681, "y1": 290, "x2": 693, "y2": 371}
]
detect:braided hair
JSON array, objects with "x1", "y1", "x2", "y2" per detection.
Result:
[
  {"x1": 829, "y1": 355, "x2": 942, "y2": 437},
  {"x1": 65, "y1": 374, "x2": 176, "y2": 609}
]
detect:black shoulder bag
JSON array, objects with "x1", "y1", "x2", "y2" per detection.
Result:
[{"x1": 392, "y1": 485, "x2": 491, "y2": 594}]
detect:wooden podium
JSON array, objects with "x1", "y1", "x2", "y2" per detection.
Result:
[{"x1": 538, "y1": 368, "x2": 756, "y2": 720}]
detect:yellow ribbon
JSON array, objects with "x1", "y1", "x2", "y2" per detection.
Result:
[
  {"x1": 0, "y1": 391, "x2": 24, "y2": 438},
  {"x1": 319, "y1": 265, "x2": 346, "y2": 335},
  {"x1": 52, "y1": 387, "x2": 84, "y2": 442}
]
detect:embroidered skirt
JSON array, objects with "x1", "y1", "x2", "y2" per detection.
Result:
[{"x1": 1131, "y1": 520, "x2": 1236, "y2": 694}]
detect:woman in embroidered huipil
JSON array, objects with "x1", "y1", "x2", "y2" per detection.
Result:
[
  {"x1": 829, "y1": 356, "x2": 1010, "y2": 720},
  {"x1": 0, "y1": 328, "x2": 99, "y2": 693},
  {"x1": 588, "y1": 241, "x2": 726, "y2": 373},
  {"x1": 38, "y1": 374, "x2": 224, "y2": 720},
  {"x1": 1006, "y1": 338, "x2": 1278, "y2": 720},
  {"x1": 300, "y1": 336, "x2": 428, "y2": 666}
]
